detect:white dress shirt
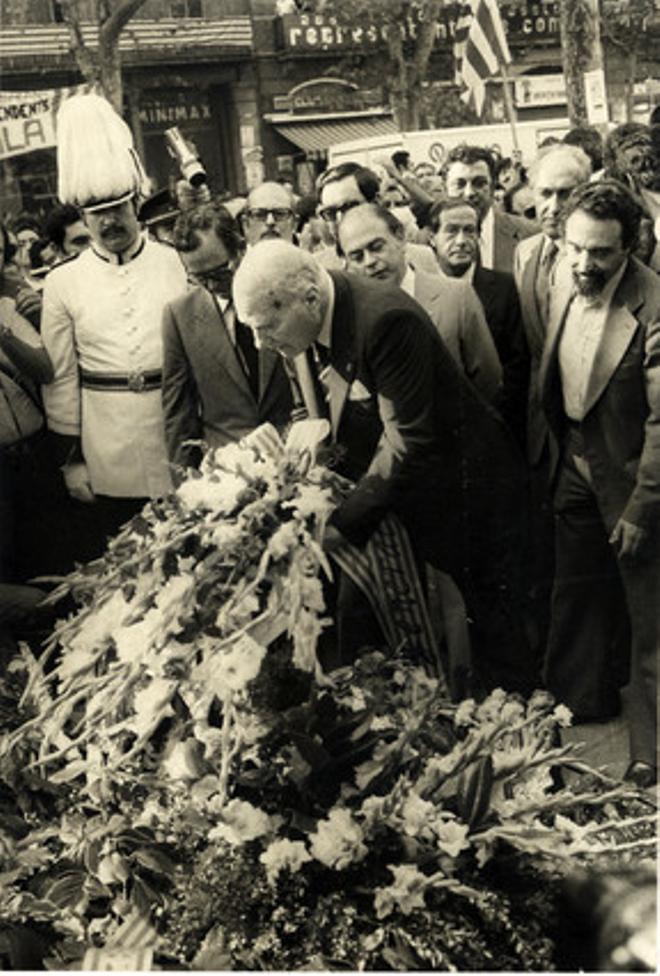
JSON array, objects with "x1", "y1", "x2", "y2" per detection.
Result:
[
  {"x1": 479, "y1": 207, "x2": 495, "y2": 270},
  {"x1": 558, "y1": 260, "x2": 628, "y2": 421},
  {"x1": 41, "y1": 236, "x2": 187, "y2": 497}
]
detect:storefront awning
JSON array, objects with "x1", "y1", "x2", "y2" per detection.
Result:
[{"x1": 269, "y1": 114, "x2": 397, "y2": 153}]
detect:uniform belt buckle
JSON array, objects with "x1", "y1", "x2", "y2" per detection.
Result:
[{"x1": 127, "y1": 370, "x2": 146, "y2": 392}]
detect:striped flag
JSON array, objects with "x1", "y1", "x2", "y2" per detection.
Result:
[{"x1": 453, "y1": 0, "x2": 511, "y2": 115}]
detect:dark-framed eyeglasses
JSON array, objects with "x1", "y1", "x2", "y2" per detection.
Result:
[
  {"x1": 317, "y1": 200, "x2": 361, "y2": 223},
  {"x1": 244, "y1": 208, "x2": 294, "y2": 223},
  {"x1": 187, "y1": 260, "x2": 232, "y2": 288}
]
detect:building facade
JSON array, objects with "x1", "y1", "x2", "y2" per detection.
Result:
[{"x1": 1, "y1": 0, "x2": 658, "y2": 217}]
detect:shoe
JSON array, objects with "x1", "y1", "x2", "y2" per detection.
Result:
[{"x1": 623, "y1": 760, "x2": 657, "y2": 789}]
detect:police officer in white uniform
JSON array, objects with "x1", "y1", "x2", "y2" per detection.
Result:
[{"x1": 41, "y1": 94, "x2": 187, "y2": 556}]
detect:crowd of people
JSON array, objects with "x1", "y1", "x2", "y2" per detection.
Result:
[{"x1": 1, "y1": 94, "x2": 659, "y2": 789}]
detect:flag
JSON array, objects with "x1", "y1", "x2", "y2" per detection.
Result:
[{"x1": 453, "y1": 0, "x2": 511, "y2": 116}]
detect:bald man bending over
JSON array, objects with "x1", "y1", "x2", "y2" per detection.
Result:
[{"x1": 233, "y1": 240, "x2": 536, "y2": 695}]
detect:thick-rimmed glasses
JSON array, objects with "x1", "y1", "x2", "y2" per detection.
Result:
[
  {"x1": 317, "y1": 200, "x2": 362, "y2": 223},
  {"x1": 244, "y1": 208, "x2": 294, "y2": 223}
]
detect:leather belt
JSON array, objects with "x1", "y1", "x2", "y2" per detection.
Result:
[{"x1": 80, "y1": 369, "x2": 162, "y2": 393}]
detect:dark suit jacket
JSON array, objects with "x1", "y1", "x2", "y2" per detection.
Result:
[
  {"x1": 540, "y1": 257, "x2": 660, "y2": 533},
  {"x1": 324, "y1": 271, "x2": 524, "y2": 575},
  {"x1": 162, "y1": 286, "x2": 293, "y2": 467},
  {"x1": 492, "y1": 210, "x2": 538, "y2": 274},
  {"x1": 515, "y1": 232, "x2": 556, "y2": 465},
  {"x1": 472, "y1": 264, "x2": 529, "y2": 447}
]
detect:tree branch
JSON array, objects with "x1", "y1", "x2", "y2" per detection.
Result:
[
  {"x1": 99, "y1": 0, "x2": 149, "y2": 46},
  {"x1": 60, "y1": 0, "x2": 99, "y2": 84}
]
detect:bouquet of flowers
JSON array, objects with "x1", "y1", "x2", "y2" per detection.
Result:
[{"x1": 0, "y1": 422, "x2": 656, "y2": 971}]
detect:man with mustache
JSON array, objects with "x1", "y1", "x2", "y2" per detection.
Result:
[
  {"x1": 241, "y1": 181, "x2": 298, "y2": 247},
  {"x1": 40, "y1": 94, "x2": 187, "y2": 560},
  {"x1": 540, "y1": 180, "x2": 660, "y2": 788}
]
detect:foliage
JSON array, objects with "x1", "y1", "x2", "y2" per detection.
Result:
[{"x1": 0, "y1": 423, "x2": 656, "y2": 970}]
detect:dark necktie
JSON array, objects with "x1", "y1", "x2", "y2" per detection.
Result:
[
  {"x1": 535, "y1": 240, "x2": 559, "y2": 321},
  {"x1": 235, "y1": 317, "x2": 260, "y2": 400}
]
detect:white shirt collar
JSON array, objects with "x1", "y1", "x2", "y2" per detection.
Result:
[
  {"x1": 316, "y1": 268, "x2": 335, "y2": 348},
  {"x1": 91, "y1": 232, "x2": 145, "y2": 266},
  {"x1": 400, "y1": 265, "x2": 416, "y2": 297}
]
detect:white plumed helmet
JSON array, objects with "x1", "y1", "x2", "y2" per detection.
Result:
[{"x1": 56, "y1": 92, "x2": 149, "y2": 211}]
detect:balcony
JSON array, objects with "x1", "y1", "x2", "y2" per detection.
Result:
[{"x1": 0, "y1": 16, "x2": 253, "y2": 71}]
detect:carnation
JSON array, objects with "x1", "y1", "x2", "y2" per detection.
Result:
[
  {"x1": 309, "y1": 808, "x2": 368, "y2": 870},
  {"x1": 259, "y1": 839, "x2": 312, "y2": 885},
  {"x1": 208, "y1": 799, "x2": 273, "y2": 846},
  {"x1": 374, "y1": 864, "x2": 428, "y2": 919}
]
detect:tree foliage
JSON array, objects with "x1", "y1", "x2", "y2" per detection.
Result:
[{"x1": 59, "y1": 0, "x2": 149, "y2": 114}]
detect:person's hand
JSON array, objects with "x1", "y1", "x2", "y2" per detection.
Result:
[
  {"x1": 609, "y1": 518, "x2": 648, "y2": 561},
  {"x1": 322, "y1": 524, "x2": 347, "y2": 553},
  {"x1": 371, "y1": 154, "x2": 401, "y2": 181},
  {"x1": 15, "y1": 288, "x2": 42, "y2": 322},
  {"x1": 62, "y1": 462, "x2": 95, "y2": 503}
]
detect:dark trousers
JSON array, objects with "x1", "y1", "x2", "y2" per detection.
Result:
[
  {"x1": 544, "y1": 453, "x2": 658, "y2": 765},
  {"x1": 71, "y1": 495, "x2": 148, "y2": 565}
]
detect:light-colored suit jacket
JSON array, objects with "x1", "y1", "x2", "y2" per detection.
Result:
[
  {"x1": 412, "y1": 268, "x2": 502, "y2": 404},
  {"x1": 161, "y1": 286, "x2": 292, "y2": 467},
  {"x1": 492, "y1": 210, "x2": 538, "y2": 274}
]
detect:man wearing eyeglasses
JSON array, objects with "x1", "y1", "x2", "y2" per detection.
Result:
[
  {"x1": 242, "y1": 182, "x2": 298, "y2": 247},
  {"x1": 161, "y1": 199, "x2": 293, "y2": 470}
]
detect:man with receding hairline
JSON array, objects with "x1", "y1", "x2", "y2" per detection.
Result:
[{"x1": 233, "y1": 239, "x2": 537, "y2": 695}]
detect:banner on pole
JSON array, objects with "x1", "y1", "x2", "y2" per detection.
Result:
[
  {"x1": 583, "y1": 68, "x2": 609, "y2": 125},
  {"x1": 0, "y1": 84, "x2": 94, "y2": 160}
]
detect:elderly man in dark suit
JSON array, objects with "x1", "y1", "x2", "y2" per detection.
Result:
[
  {"x1": 161, "y1": 200, "x2": 293, "y2": 469},
  {"x1": 540, "y1": 181, "x2": 660, "y2": 788},
  {"x1": 233, "y1": 239, "x2": 537, "y2": 696}
]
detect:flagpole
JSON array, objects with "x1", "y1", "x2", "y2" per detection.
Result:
[{"x1": 498, "y1": 61, "x2": 520, "y2": 154}]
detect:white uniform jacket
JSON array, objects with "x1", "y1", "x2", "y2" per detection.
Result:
[{"x1": 41, "y1": 238, "x2": 187, "y2": 498}]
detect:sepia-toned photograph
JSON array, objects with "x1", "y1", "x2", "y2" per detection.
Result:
[{"x1": 0, "y1": 0, "x2": 657, "y2": 970}]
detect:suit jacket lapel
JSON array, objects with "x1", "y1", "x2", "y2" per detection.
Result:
[
  {"x1": 258, "y1": 348, "x2": 278, "y2": 403},
  {"x1": 582, "y1": 266, "x2": 642, "y2": 415},
  {"x1": 328, "y1": 272, "x2": 357, "y2": 439},
  {"x1": 194, "y1": 291, "x2": 251, "y2": 395},
  {"x1": 520, "y1": 237, "x2": 545, "y2": 355}
]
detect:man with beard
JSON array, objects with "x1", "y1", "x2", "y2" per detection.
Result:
[
  {"x1": 540, "y1": 180, "x2": 660, "y2": 788},
  {"x1": 41, "y1": 94, "x2": 187, "y2": 560},
  {"x1": 161, "y1": 200, "x2": 293, "y2": 469},
  {"x1": 241, "y1": 181, "x2": 298, "y2": 247}
]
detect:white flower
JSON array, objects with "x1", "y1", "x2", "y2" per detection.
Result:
[
  {"x1": 359, "y1": 794, "x2": 389, "y2": 827},
  {"x1": 552, "y1": 704, "x2": 573, "y2": 728},
  {"x1": 309, "y1": 808, "x2": 368, "y2": 870},
  {"x1": 211, "y1": 522, "x2": 243, "y2": 550},
  {"x1": 268, "y1": 521, "x2": 300, "y2": 560},
  {"x1": 454, "y1": 698, "x2": 477, "y2": 727},
  {"x1": 132, "y1": 678, "x2": 176, "y2": 738},
  {"x1": 162, "y1": 737, "x2": 206, "y2": 782},
  {"x1": 476, "y1": 688, "x2": 508, "y2": 723},
  {"x1": 282, "y1": 484, "x2": 334, "y2": 520},
  {"x1": 178, "y1": 472, "x2": 246, "y2": 514},
  {"x1": 299, "y1": 576, "x2": 325, "y2": 613},
  {"x1": 208, "y1": 799, "x2": 273, "y2": 846},
  {"x1": 113, "y1": 608, "x2": 165, "y2": 662},
  {"x1": 432, "y1": 816, "x2": 470, "y2": 857},
  {"x1": 292, "y1": 607, "x2": 326, "y2": 673},
  {"x1": 374, "y1": 864, "x2": 428, "y2": 919},
  {"x1": 259, "y1": 839, "x2": 311, "y2": 885},
  {"x1": 213, "y1": 634, "x2": 267, "y2": 695},
  {"x1": 400, "y1": 793, "x2": 437, "y2": 838}
]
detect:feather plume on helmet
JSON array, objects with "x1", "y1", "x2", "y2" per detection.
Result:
[{"x1": 56, "y1": 93, "x2": 150, "y2": 212}]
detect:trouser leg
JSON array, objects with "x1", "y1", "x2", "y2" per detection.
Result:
[{"x1": 544, "y1": 459, "x2": 630, "y2": 719}]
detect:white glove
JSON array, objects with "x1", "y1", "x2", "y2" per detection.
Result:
[{"x1": 62, "y1": 462, "x2": 95, "y2": 503}]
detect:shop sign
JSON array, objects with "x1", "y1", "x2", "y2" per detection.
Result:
[
  {"x1": 139, "y1": 94, "x2": 212, "y2": 129},
  {"x1": 0, "y1": 84, "x2": 89, "y2": 160},
  {"x1": 272, "y1": 79, "x2": 383, "y2": 116},
  {"x1": 514, "y1": 74, "x2": 566, "y2": 107},
  {"x1": 280, "y1": 2, "x2": 560, "y2": 53}
]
